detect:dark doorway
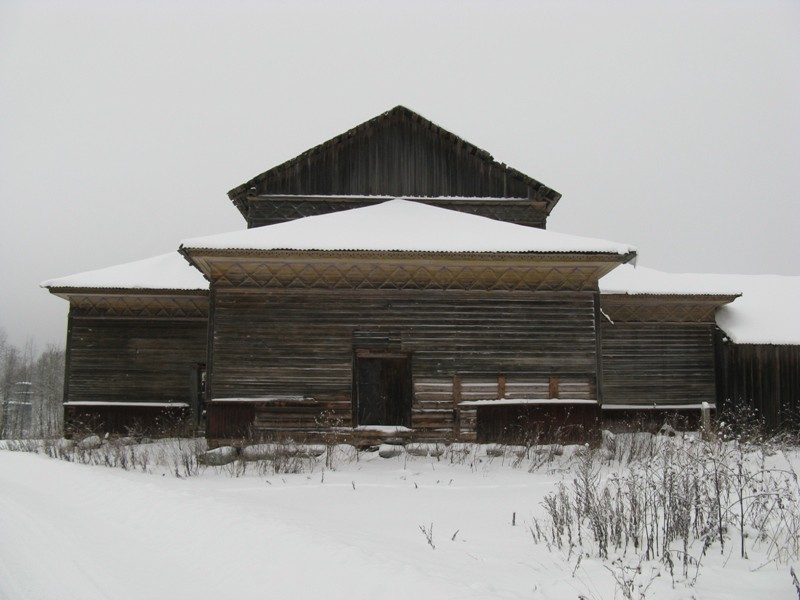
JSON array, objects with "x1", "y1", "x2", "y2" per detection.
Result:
[
  {"x1": 189, "y1": 363, "x2": 206, "y2": 430},
  {"x1": 354, "y1": 353, "x2": 412, "y2": 427}
]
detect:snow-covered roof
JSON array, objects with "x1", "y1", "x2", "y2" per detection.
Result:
[
  {"x1": 714, "y1": 274, "x2": 800, "y2": 345},
  {"x1": 600, "y1": 265, "x2": 742, "y2": 296},
  {"x1": 600, "y1": 265, "x2": 800, "y2": 345},
  {"x1": 181, "y1": 199, "x2": 636, "y2": 255},
  {"x1": 41, "y1": 252, "x2": 208, "y2": 292}
]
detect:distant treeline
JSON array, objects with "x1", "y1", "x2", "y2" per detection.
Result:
[{"x1": 0, "y1": 327, "x2": 65, "y2": 438}]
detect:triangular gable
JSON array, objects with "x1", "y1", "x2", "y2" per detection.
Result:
[{"x1": 228, "y1": 106, "x2": 560, "y2": 214}]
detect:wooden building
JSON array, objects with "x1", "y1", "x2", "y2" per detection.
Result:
[
  {"x1": 42, "y1": 254, "x2": 209, "y2": 434},
  {"x1": 180, "y1": 200, "x2": 634, "y2": 443},
  {"x1": 43, "y1": 107, "x2": 800, "y2": 441},
  {"x1": 600, "y1": 267, "x2": 800, "y2": 432}
]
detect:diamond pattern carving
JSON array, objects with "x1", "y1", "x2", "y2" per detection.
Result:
[
  {"x1": 71, "y1": 295, "x2": 208, "y2": 319},
  {"x1": 602, "y1": 299, "x2": 719, "y2": 323},
  {"x1": 210, "y1": 259, "x2": 603, "y2": 292}
]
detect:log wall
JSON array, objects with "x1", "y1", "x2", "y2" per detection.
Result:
[
  {"x1": 65, "y1": 315, "x2": 207, "y2": 407},
  {"x1": 208, "y1": 289, "x2": 600, "y2": 441},
  {"x1": 601, "y1": 323, "x2": 717, "y2": 406}
]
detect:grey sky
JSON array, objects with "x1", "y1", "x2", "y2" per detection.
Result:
[{"x1": 2, "y1": 0, "x2": 798, "y2": 350}]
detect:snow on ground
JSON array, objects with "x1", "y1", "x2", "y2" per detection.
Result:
[{"x1": 1, "y1": 442, "x2": 799, "y2": 600}]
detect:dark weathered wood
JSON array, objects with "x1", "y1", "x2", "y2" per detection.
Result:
[
  {"x1": 206, "y1": 401, "x2": 255, "y2": 439},
  {"x1": 476, "y1": 404, "x2": 601, "y2": 444},
  {"x1": 64, "y1": 403, "x2": 189, "y2": 436},
  {"x1": 601, "y1": 406, "x2": 709, "y2": 433},
  {"x1": 208, "y1": 289, "x2": 601, "y2": 439},
  {"x1": 66, "y1": 316, "x2": 207, "y2": 408},
  {"x1": 228, "y1": 106, "x2": 560, "y2": 216},
  {"x1": 244, "y1": 195, "x2": 549, "y2": 229},
  {"x1": 354, "y1": 355, "x2": 411, "y2": 427},
  {"x1": 601, "y1": 322, "x2": 716, "y2": 406},
  {"x1": 715, "y1": 332, "x2": 800, "y2": 431}
]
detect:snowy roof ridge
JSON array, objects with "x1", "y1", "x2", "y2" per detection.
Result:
[
  {"x1": 180, "y1": 199, "x2": 636, "y2": 256},
  {"x1": 41, "y1": 252, "x2": 209, "y2": 292}
]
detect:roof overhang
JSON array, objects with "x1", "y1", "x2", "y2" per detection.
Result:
[
  {"x1": 180, "y1": 248, "x2": 634, "y2": 293},
  {"x1": 601, "y1": 293, "x2": 740, "y2": 323}
]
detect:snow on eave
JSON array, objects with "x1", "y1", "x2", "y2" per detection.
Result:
[
  {"x1": 40, "y1": 252, "x2": 208, "y2": 293},
  {"x1": 599, "y1": 265, "x2": 742, "y2": 296},
  {"x1": 600, "y1": 265, "x2": 800, "y2": 346},
  {"x1": 181, "y1": 199, "x2": 636, "y2": 257},
  {"x1": 247, "y1": 194, "x2": 535, "y2": 201}
]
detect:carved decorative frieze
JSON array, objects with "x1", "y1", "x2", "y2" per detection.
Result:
[
  {"x1": 69, "y1": 294, "x2": 209, "y2": 319},
  {"x1": 206, "y1": 257, "x2": 611, "y2": 292},
  {"x1": 601, "y1": 295, "x2": 737, "y2": 323}
]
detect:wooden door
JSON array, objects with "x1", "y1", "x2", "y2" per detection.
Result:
[{"x1": 354, "y1": 354, "x2": 411, "y2": 427}]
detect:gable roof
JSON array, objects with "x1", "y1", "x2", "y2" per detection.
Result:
[
  {"x1": 41, "y1": 252, "x2": 209, "y2": 294},
  {"x1": 228, "y1": 106, "x2": 560, "y2": 215},
  {"x1": 181, "y1": 199, "x2": 635, "y2": 256},
  {"x1": 600, "y1": 265, "x2": 800, "y2": 345}
]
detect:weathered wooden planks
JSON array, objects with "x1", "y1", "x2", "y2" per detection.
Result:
[
  {"x1": 715, "y1": 335, "x2": 800, "y2": 430},
  {"x1": 207, "y1": 289, "x2": 600, "y2": 440},
  {"x1": 243, "y1": 195, "x2": 549, "y2": 229},
  {"x1": 65, "y1": 315, "x2": 207, "y2": 407},
  {"x1": 228, "y1": 106, "x2": 560, "y2": 215},
  {"x1": 601, "y1": 322, "x2": 716, "y2": 406}
]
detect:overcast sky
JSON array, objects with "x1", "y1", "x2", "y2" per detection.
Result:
[{"x1": 2, "y1": 0, "x2": 799, "y2": 350}]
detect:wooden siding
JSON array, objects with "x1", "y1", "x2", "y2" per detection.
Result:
[
  {"x1": 601, "y1": 407, "x2": 709, "y2": 433},
  {"x1": 715, "y1": 336, "x2": 800, "y2": 431},
  {"x1": 206, "y1": 401, "x2": 256, "y2": 439},
  {"x1": 244, "y1": 196, "x2": 549, "y2": 229},
  {"x1": 66, "y1": 315, "x2": 207, "y2": 407},
  {"x1": 228, "y1": 106, "x2": 559, "y2": 212},
  {"x1": 64, "y1": 403, "x2": 189, "y2": 436},
  {"x1": 475, "y1": 403, "x2": 601, "y2": 444},
  {"x1": 601, "y1": 323, "x2": 717, "y2": 406},
  {"x1": 208, "y1": 289, "x2": 600, "y2": 441}
]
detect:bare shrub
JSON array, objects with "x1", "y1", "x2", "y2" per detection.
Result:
[{"x1": 537, "y1": 436, "x2": 800, "y2": 578}]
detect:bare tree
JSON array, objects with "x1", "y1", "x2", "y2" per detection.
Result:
[{"x1": 0, "y1": 327, "x2": 65, "y2": 438}]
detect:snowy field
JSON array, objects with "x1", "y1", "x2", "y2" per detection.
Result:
[{"x1": 2, "y1": 437, "x2": 799, "y2": 600}]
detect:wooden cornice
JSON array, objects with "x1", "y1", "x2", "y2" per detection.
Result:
[
  {"x1": 181, "y1": 251, "x2": 632, "y2": 293},
  {"x1": 241, "y1": 195, "x2": 550, "y2": 229},
  {"x1": 50, "y1": 289, "x2": 209, "y2": 320},
  {"x1": 601, "y1": 294, "x2": 739, "y2": 323}
]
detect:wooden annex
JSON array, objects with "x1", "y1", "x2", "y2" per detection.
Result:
[{"x1": 43, "y1": 106, "x2": 799, "y2": 443}]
